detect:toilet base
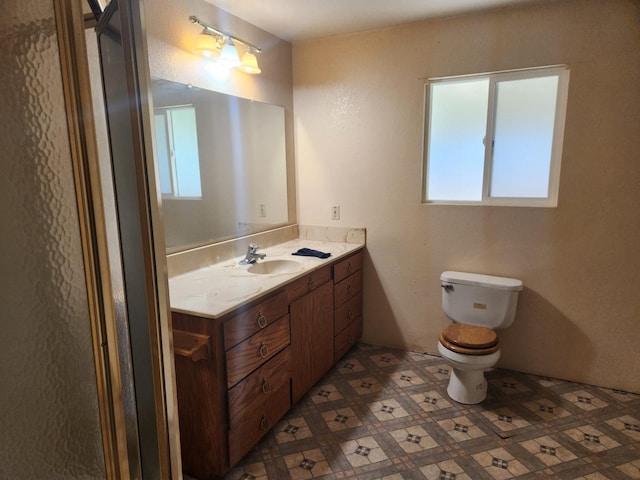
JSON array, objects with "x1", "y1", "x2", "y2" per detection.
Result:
[{"x1": 447, "y1": 368, "x2": 488, "y2": 404}]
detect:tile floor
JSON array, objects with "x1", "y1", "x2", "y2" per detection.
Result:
[{"x1": 211, "y1": 343, "x2": 640, "y2": 479}]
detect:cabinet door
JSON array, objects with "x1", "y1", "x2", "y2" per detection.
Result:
[{"x1": 290, "y1": 280, "x2": 334, "y2": 403}]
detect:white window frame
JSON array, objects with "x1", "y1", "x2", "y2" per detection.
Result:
[
  {"x1": 422, "y1": 65, "x2": 570, "y2": 207},
  {"x1": 154, "y1": 104, "x2": 202, "y2": 199}
]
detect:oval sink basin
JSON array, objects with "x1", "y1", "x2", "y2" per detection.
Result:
[{"x1": 247, "y1": 259, "x2": 301, "y2": 275}]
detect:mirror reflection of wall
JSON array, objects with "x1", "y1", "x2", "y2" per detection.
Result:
[{"x1": 151, "y1": 78, "x2": 289, "y2": 251}]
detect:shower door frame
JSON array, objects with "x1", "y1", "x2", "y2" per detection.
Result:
[{"x1": 54, "y1": 0, "x2": 181, "y2": 477}]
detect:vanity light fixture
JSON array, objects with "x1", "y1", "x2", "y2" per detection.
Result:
[{"x1": 189, "y1": 15, "x2": 262, "y2": 74}]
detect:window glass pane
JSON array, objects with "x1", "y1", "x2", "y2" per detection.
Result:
[
  {"x1": 154, "y1": 113, "x2": 173, "y2": 195},
  {"x1": 426, "y1": 79, "x2": 489, "y2": 201},
  {"x1": 490, "y1": 75, "x2": 558, "y2": 198},
  {"x1": 170, "y1": 107, "x2": 202, "y2": 197}
]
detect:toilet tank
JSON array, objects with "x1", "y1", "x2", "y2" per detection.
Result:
[{"x1": 441, "y1": 271, "x2": 523, "y2": 329}]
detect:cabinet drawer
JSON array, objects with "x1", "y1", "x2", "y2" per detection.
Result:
[
  {"x1": 228, "y1": 381, "x2": 290, "y2": 466},
  {"x1": 224, "y1": 290, "x2": 288, "y2": 350},
  {"x1": 334, "y1": 293, "x2": 362, "y2": 335},
  {"x1": 287, "y1": 264, "x2": 332, "y2": 304},
  {"x1": 334, "y1": 316, "x2": 362, "y2": 362},
  {"x1": 226, "y1": 315, "x2": 290, "y2": 388},
  {"x1": 228, "y1": 347, "x2": 291, "y2": 424},
  {"x1": 334, "y1": 251, "x2": 363, "y2": 284},
  {"x1": 334, "y1": 270, "x2": 362, "y2": 308}
]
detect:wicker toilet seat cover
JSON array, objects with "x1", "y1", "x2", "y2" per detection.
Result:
[{"x1": 439, "y1": 324, "x2": 500, "y2": 355}]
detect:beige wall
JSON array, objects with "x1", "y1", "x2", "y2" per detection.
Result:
[{"x1": 292, "y1": 0, "x2": 640, "y2": 392}]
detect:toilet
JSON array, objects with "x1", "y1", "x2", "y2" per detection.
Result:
[{"x1": 437, "y1": 271, "x2": 523, "y2": 404}]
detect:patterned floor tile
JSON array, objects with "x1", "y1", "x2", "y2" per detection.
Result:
[
  {"x1": 472, "y1": 447, "x2": 530, "y2": 479},
  {"x1": 424, "y1": 364, "x2": 451, "y2": 380},
  {"x1": 336, "y1": 358, "x2": 367, "y2": 374},
  {"x1": 349, "y1": 376, "x2": 385, "y2": 395},
  {"x1": 563, "y1": 425, "x2": 621, "y2": 452},
  {"x1": 211, "y1": 343, "x2": 640, "y2": 480},
  {"x1": 409, "y1": 390, "x2": 453, "y2": 413},
  {"x1": 225, "y1": 462, "x2": 269, "y2": 480},
  {"x1": 531, "y1": 375, "x2": 567, "y2": 388},
  {"x1": 368, "y1": 398, "x2": 410, "y2": 421},
  {"x1": 522, "y1": 399, "x2": 572, "y2": 421},
  {"x1": 369, "y1": 353, "x2": 404, "y2": 367},
  {"x1": 616, "y1": 458, "x2": 640, "y2": 478},
  {"x1": 340, "y1": 436, "x2": 389, "y2": 467},
  {"x1": 390, "y1": 370, "x2": 426, "y2": 388},
  {"x1": 437, "y1": 415, "x2": 487, "y2": 442},
  {"x1": 519, "y1": 435, "x2": 578, "y2": 466},
  {"x1": 320, "y1": 407, "x2": 363, "y2": 431},
  {"x1": 561, "y1": 389, "x2": 609, "y2": 411},
  {"x1": 274, "y1": 417, "x2": 313, "y2": 444},
  {"x1": 420, "y1": 459, "x2": 473, "y2": 480},
  {"x1": 284, "y1": 448, "x2": 332, "y2": 479},
  {"x1": 372, "y1": 474, "x2": 405, "y2": 480},
  {"x1": 605, "y1": 415, "x2": 640, "y2": 441},
  {"x1": 390, "y1": 425, "x2": 438, "y2": 453},
  {"x1": 481, "y1": 407, "x2": 530, "y2": 432},
  {"x1": 489, "y1": 376, "x2": 531, "y2": 395},
  {"x1": 574, "y1": 473, "x2": 612, "y2": 480},
  {"x1": 309, "y1": 383, "x2": 343, "y2": 403},
  {"x1": 597, "y1": 387, "x2": 640, "y2": 403},
  {"x1": 406, "y1": 351, "x2": 435, "y2": 363}
]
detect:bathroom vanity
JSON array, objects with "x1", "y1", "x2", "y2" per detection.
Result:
[{"x1": 169, "y1": 241, "x2": 363, "y2": 479}]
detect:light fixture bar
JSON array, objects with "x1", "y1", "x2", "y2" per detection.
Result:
[{"x1": 189, "y1": 16, "x2": 262, "y2": 54}]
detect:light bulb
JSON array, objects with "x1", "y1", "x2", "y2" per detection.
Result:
[
  {"x1": 218, "y1": 39, "x2": 242, "y2": 68},
  {"x1": 241, "y1": 48, "x2": 261, "y2": 74},
  {"x1": 193, "y1": 30, "x2": 219, "y2": 58}
]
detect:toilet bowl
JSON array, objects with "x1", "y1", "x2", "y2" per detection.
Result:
[{"x1": 438, "y1": 271, "x2": 522, "y2": 404}]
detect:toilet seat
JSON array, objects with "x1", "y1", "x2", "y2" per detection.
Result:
[{"x1": 439, "y1": 324, "x2": 499, "y2": 356}]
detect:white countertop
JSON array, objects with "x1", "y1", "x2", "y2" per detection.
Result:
[{"x1": 168, "y1": 239, "x2": 364, "y2": 319}]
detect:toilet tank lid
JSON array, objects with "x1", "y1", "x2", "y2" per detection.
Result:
[{"x1": 441, "y1": 271, "x2": 523, "y2": 291}]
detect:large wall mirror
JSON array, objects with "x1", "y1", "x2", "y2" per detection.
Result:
[{"x1": 151, "y1": 78, "x2": 289, "y2": 252}]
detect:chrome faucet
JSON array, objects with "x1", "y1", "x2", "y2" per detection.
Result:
[{"x1": 239, "y1": 243, "x2": 266, "y2": 265}]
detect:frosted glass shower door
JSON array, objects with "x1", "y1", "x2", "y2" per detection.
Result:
[{"x1": 0, "y1": 0, "x2": 106, "y2": 477}]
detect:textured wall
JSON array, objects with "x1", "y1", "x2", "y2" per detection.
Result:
[
  {"x1": 0, "y1": 0, "x2": 106, "y2": 478},
  {"x1": 293, "y1": 0, "x2": 640, "y2": 392}
]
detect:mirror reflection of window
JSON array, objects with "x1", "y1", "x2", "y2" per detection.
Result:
[{"x1": 154, "y1": 105, "x2": 202, "y2": 198}]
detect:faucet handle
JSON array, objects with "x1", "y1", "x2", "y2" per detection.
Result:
[{"x1": 248, "y1": 243, "x2": 259, "y2": 253}]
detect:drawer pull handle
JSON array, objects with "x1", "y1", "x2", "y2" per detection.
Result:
[
  {"x1": 347, "y1": 263, "x2": 353, "y2": 274},
  {"x1": 348, "y1": 285, "x2": 353, "y2": 296},
  {"x1": 262, "y1": 378, "x2": 272, "y2": 395},
  {"x1": 348, "y1": 334, "x2": 354, "y2": 344},
  {"x1": 257, "y1": 312, "x2": 267, "y2": 329},
  {"x1": 259, "y1": 342, "x2": 269, "y2": 358},
  {"x1": 308, "y1": 278, "x2": 315, "y2": 290},
  {"x1": 347, "y1": 309, "x2": 353, "y2": 319},
  {"x1": 260, "y1": 416, "x2": 269, "y2": 431}
]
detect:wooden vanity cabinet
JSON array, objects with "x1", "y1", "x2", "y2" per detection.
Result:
[
  {"x1": 172, "y1": 248, "x2": 364, "y2": 479},
  {"x1": 172, "y1": 290, "x2": 291, "y2": 480},
  {"x1": 333, "y1": 251, "x2": 364, "y2": 361}
]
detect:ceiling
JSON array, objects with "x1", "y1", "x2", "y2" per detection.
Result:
[{"x1": 204, "y1": 0, "x2": 544, "y2": 42}]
